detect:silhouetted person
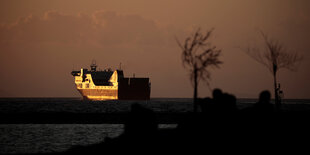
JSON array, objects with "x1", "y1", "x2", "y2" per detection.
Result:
[
  {"x1": 123, "y1": 103, "x2": 158, "y2": 139},
  {"x1": 236, "y1": 90, "x2": 276, "y2": 143},
  {"x1": 198, "y1": 88, "x2": 223, "y2": 113},
  {"x1": 253, "y1": 90, "x2": 275, "y2": 113},
  {"x1": 200, "y1": 89, "x2": 237, "y2": 113},
  {"x1": 103, "y1": 103, "x2": 159, "y2": 149},
  {"x1": 220, "y1": 93, "x2": 237, "y2": 112},
  {"x1": 212, "y1": 88, "x2": 223, "y2": 104}
]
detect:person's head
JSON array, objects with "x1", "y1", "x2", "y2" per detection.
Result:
[
  {"x1": 212, "y1": 88, "x2": 222, "y2": 99},
  {"x1": 259, "y1": 90, "x2": 271, "y2": 104}
]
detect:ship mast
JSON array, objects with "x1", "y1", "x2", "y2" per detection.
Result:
[{"x1": 90, "y1": 60, "x2": 97, "y2": 72}]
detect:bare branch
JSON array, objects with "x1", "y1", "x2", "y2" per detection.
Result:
[
  {"x1": 245, "y1": 31, "x2": 303, "y2": 75},
  {"x1": 176, "y1": 27, "x2": 222, "y2": 87}
]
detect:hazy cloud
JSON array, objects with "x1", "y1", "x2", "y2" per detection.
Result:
[{"x1": 0, "y1": 10, "x2": 167, "y2": 46}]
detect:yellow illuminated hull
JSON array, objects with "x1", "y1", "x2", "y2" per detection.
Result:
[
  {"x1": 77, "y1": 88, "x2": 118, "y2": 100},
  {"x1": 84, "y1": 95, "x2": 118, "y2": 100}
]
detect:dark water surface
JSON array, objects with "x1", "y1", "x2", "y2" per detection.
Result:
[
  {"x1": 0, "y1": 98, "x2": 309, "y2": 154},
  {"x1": 0, "y1": 124, "x2": 123, "y2": 154},
  {"x1": 0, "y1": 98, "x2": 193, "y2": 113},
  {"x1": 1, "y1": 98, "x2": 309, "y2": 113}
]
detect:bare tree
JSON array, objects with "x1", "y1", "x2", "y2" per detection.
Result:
[
  {"x1": 176, "y1": 28, "x2": 222, "y2": 112},
  {"x1": 246, "y1": 31, "x2": 303, "y2": 110}
]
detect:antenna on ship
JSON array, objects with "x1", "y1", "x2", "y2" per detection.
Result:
[
  {"x1": 90, "y1": 59, "x2": 97, "y2": 72},
  {"x1": 119, "y1": 63, "x2": 122, "y2": 70}
]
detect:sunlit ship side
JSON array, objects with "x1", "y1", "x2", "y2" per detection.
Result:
[{"x1": 71, "y1": 62, "x2": 151, "y2": 100}]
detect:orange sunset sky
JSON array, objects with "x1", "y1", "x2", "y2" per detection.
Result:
[{"x1": 0, "y1": 0, "x2": 309, "y2": 98}]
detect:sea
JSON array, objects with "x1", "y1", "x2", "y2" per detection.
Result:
[{"x1": 0, "y1": 98, "x2": 310, "y2": 154}]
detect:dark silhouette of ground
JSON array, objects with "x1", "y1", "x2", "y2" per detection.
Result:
[{"x1": 63, "y1": 89, "x2": 310, "y2": 154}]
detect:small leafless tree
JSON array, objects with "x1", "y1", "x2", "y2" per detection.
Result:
[
  {"x1": 246, "y1": 31, "x2": 303, "y2": 109},
  {"x1": 176, "y1": 28, "x2": 222, "y2": 112}
]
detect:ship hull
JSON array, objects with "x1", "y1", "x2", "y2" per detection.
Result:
[
  {"x1": 77, "y1": 87, "x2": 151, "y2": 100},
  {"x1": 77, "y1": 88, "x2": 118, "y2": 100}
]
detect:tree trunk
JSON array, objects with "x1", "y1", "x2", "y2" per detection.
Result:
[
  {"x1": 273, "y1": 69, "x2": 280, "y2": 111},
  {"x1": 193, "y1": 68, "x2": 198, "y2": 113}
]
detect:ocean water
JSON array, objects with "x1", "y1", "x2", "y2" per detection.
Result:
[
  {"x1": 1, "y1": 98, "x2": 309, "y2": 113},
  {"x1": 0, "y1": 98, "x2": 194, "y2": 113},
  {"x1": 0, "y1": 124, "x2": 123, "y2": 154},
  {"x1": 0, "y1": 98, "x2": 309, "y2": 154}
]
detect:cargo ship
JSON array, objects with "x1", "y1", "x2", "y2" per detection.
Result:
[{"x1": 71, "y1": 62, "x2": 151, "y2": 100}]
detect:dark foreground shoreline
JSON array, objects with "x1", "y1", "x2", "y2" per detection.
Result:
[
  {"x1": 2, "y1": 111, "x2": 310, "y2": 154},
  {"x1": 2, "y1": 100, "x2": 310, "y2": 154},
  {"x1": 3, "y1": 111, "x2": 308, "y2": 154}
]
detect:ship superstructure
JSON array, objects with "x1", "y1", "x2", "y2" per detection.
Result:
[{"x1": 71, "y1": 62, "x2": 151, "y2": 100}]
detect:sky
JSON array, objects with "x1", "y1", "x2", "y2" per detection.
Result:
[{"x1": 0, "y1": 0, "x2": 309, "y2": 99}]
